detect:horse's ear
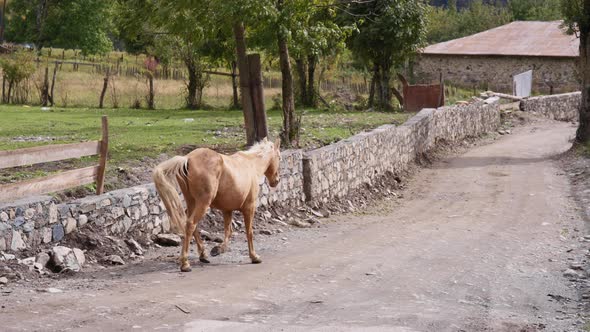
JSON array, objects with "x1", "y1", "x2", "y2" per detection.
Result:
[{"x1": 274, "y1": 138, "x2": 281, "y2": 150}]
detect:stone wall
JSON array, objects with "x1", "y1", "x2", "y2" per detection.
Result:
[
  {"x1": 303, "y1": 100, "x2": 501, "y2": 202},
  {"x1": 520, "y1": 92, "x2": 581, "y2": 122},
  {"x1": 0, "y1": 150, "x2": 304, "y2": 252},
  {"x1": 414, "y1": 54, "x2": 579, "y2": 95}
]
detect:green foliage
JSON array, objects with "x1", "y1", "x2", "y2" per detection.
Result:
[
  {"x1": 561, "y1": 0, "x2": 586, "y2": 34},
  {"x1": 427, "y1": 0, "x2": 511, "y2": 44},
  {"x1": 0, "y1": 50, "x2": 36, "y2": 85},
  {"x1": 6, "y1": 0, "x2": 115, "y2": 55},
  {"x1": 508, "y1": 0, "x2": 563, "y2": 21}
]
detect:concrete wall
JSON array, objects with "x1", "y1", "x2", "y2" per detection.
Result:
[
  {"x1": 520, "y1": 92, "x2": 581, "y2": 122},
  {"x1": 414, "y1": 54, "x2": 579, "y2": 95},
  {"x1": 0, "y1": 101, "x2": 502, "y2": 252}
]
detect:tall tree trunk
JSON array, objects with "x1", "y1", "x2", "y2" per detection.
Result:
[
  {"x1": 231, "y1": 60, "x2": 239, "y2": 109},
  {"x1": 306, "y1": 55, "x2": 317, "y2": 107},
  {"x1": 578, "y1": 21, "x2": 590, "y2": 143},
  {"x1": 378, "y1": 60, "x2": 392, "y2": 111},
  {"x1": 277, "y1": 23, "x2": 297, "y2": 146},
  {"x1": 185, "y1": 57, "x2": 199, "y2": 109},
  {"x1": 234, "y1": 22, "x2": 257, "y2": 146},
  {"x1": 368, "y1": 63, "x2": 379, "y2": 108},
  {"x1": 295, "y1": 57, "x2": 307, "y2": 106}
]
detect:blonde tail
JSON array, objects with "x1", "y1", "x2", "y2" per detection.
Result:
[{"x1": 153, "y1": 156, "x2": 188, "y2": 234}]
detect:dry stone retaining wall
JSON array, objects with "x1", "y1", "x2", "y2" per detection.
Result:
[
  {"x1": 520, "y1": 92, "x2": 581, "y2": 122},
  {"x1": 302, "y1": 100, "x2": 501, "y2": 202}
]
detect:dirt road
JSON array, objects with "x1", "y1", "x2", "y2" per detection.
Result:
[{"x1": 1, "y1": 120, "x2": 587, "y2": 332}]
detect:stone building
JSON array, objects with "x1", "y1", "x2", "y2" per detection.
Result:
[{"x1": 413, "y1": 21, "x2": 580, "y2": 94}]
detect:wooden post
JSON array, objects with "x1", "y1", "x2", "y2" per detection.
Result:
[
  {"x1": 99, "y1": 69, "x2": 110, "y2": 108},
  {"x1": 248, "y1": 54, "x2": 268, "y2": 140},
  {"x1": 96, "y1": 116, "x2": 108, "y2": 195}
]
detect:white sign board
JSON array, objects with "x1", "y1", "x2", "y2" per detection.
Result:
[{"x1": 513, "y1": 70, "x2": 533, "y2": 98}]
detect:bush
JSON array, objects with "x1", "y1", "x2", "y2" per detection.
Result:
[{"x1": 0, "y1": 50, "x2": 36, "y2": 104}]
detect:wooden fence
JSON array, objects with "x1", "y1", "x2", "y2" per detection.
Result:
[{"x1": 0, "y1": 116, "x2": 109, "y2": 202}]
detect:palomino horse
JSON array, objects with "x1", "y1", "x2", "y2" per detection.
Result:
[{"x1": 153, "y1": 138, "x2": 281, "y2": 272}]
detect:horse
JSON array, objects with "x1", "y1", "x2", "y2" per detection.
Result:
[{"x1": 153, "y1": 138, "x2": 281, "y2": 272}]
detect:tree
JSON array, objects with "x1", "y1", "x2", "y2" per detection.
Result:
[
  {"x1": 6, "y1": 0, "x2": 115, "y2": 55},
  {"x1": 509, "y1": 0, "x2": 562, "y2": 21},
  {"x1": 562, "y1": 0, "x2": 590, "y2": 144},
  {"x1": 345, "y1": 0, "x2": 427, "y2": 111}
]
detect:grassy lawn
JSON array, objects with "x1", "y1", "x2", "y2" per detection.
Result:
[{"x1": 0, "y1": 105, "x2": 413, "y2": 189}]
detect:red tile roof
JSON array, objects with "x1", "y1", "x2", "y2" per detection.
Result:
[{"x1": 422, "y1": 21, "x2": 579, "y2": 58}]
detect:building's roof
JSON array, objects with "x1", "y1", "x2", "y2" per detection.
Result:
[{"x1": 422, "y1": 21, "x2": 579, "y2": 58}]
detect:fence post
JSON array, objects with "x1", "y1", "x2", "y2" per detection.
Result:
[{"x1": 96, "y1": 116, "x2": 109, "y2": 195}]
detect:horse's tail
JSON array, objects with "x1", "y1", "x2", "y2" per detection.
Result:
[{"x1": 153, "y1": 156, "x2": 188, "y2": 234}]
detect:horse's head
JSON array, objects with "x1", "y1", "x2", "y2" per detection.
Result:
[{"x1": 264, "y1": 138, "x2": 281, "y2": 187}]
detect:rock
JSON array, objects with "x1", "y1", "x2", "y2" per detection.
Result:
[
  {"x1": 52, "y1": 224, "x2": 65, "y2": 242},
  {"x1": 49, "y1": 203, "x2": 58, "y2": 224},
  {"x1": 155, "y1": 234, "x2": 181, "y2": 246},
  {"x1": 64, "y1": 217, "x2": 77, "y2": 234},
  {"x1": 571, "y1": 263, "x2": 584, "y2": 270},
  {"x1": 42, "y1": 227, "x2": 52, "y2": 243},
  {"x1": 10, "y1": 231, "x2": 26, "y2": 251},
  {"x1": 263, "y1": 211, "x2": 272, "y2": 219},
  {"x1": 39, "y1": 288, "x2": 63, "y2": 293},
  {"x1": 50, "y1": 246, "x2": 82, "y2": 272},
  {"x1": 105, "y1": 255, "x2": 125, "y2": 265},
  {"x1": 259, "y1": 229, "x2": 273, "y2": 235},
  {"x1": 1, "y1": 252, "x2": 16, "y2": 260},
  {"x1": 19, "y1": 257, "x2": 36, "y2": 267},
  {"x1": 310, "y1": 209, "x2": 324, "y2": 218},
  {"x1": 36, "y1": 252, "x2": 50, "y2": 267},
  {"x1": 0, "y1": 212, "x2": 8, "y2": 222},
  {"x1": 0, "y1": 277, "x2": 7, "y2": 285},
  {"x1": 289, "y1": 220, "x2": 311, "y2": 228},
  {"x1": 199, "y1": 230, "x2": 213, "y2": 241},
  {"x1": 125, "y1": 239, "x2": 144, "y2": 256},
  {"x1": 73, "y1": 248, "x2": 85, "y2": 267},
  {"x1": 78, "y1": 215, "x2": 88, "y2": 227},
  {"x1": 563, "y1": 269, "x2": 580, "y2": 278},
  {"x1": 213, "y1": 236, "x2": 223, "y2": 243},
  {"x1": 33, "y1": 263, "x2": 44, "y2": 271}
]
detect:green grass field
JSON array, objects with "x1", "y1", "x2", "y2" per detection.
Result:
[{"x1": 0, "y1": 105, "x2": 413, "y2": 189}]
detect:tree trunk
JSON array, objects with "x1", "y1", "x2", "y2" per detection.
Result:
[
  {"x1": 185, "y1": 57, "x2": 199, "y2": 110},
  {"x1": 248, "y1": 54, "x2": 268, "y2": 140},
  {"x1": 306, "y1": 55, "x2": 317, "y2": 107},
  {"x1": 277, "y1": 22, "x2": 297, "y2": 146},
  {"x1": 295, "y1": 57, "x2": 307, "y2": 106},
  {"x1": 7, "y1": 81, "x2": 12, "y2": 104},
  {"x1": 231, "y1": 60, "x2": 239, "y2": 109},
  {"x1": 577, "y1": 21, "x2": 590, "y2": 143},
  {"x1": 368, "y1": 63, "x2": 379, "y2": 108},
  {"x1": 377, "y1": 60, "x2": 393, "y2": 111},
  {"x1": 234, "y1": 22, "x2": 257, "y2": 146},
  {"x1": 147, "y1": 72, "x2": 155, "y2": 109}
]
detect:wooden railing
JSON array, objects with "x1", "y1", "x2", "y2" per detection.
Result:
[{"x1": 0, "y1": 116, "x2": 109, "y2": 202}]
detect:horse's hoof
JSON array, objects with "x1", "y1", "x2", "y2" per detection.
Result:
[
  {"x1": 199, "y1": 257, "x2": 210, "y2": 264},
  {"x1": 251, "y1": 256, "x2": 262, "y2": 264},
  {"x1": 180, "y1": 265, "x2": 192, "y2": 272},
  {"x1": 210, "y1": 246, "x2": 222, "y2": 257}
]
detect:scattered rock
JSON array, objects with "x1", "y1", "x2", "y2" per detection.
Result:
[
  {"x1": 36, "y1": 252, "x2": 50, "y2": 267},
  {"x1": 263, "y1": 211, "x2": 272, "y2": 219},
  {"x1": 33, "y1": 263, "x2": 44, "y2": 271},
  {"x1": 155, "y1": 234, "x2": 182, "y2": 246},
  {"x1": 200, "y1": 230, "x2": 213, "y2": 241},
  {"x1": 563, "y1": 269, "x2": 580, "y2": 278},
  {"x1": 39, "y1": 288, "x2": 63, "y2": 293},
  {"x1": 73, "y1": 248, "x2": 85, "y2": 267},
  {"x1": 0, "y1": 277, "x2": 7, "y2": 285},
  {"x1": 310, "y1": 210, "x2": 324, "y2": 218},
  {"x1": 125, "y1": 239, "x2": 144, "y2": 256},
  {"x1": 259, "y1": 229, "x2": 273, "y2": 235},
  {"x1": 104, "y1": 255, "x2": 125, "y2": 265},
  {"x1": 213, "y1": 236, "x2": 223, "y2": 243},
  {"x1": 570, "y1": 263, "x2": 583, "y2": 270},
  {"x1": 0, "y1": 252, "x2": 15, "y2": 261},
  {"x1": 289, "y1": 220, "x2": 311, "y2": 228},
  {"x1": 50, "y1": 246, "x2": 82, "y2": 272},
  {"x1": 19, "y1": 257, "x2": 36, "y2": 267}
]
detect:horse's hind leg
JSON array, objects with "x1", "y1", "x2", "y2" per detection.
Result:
[
  {"x1": 192, "y1": 222, "x2": 210, "y2": 263},
  {"x1": 180, "y1": 201, "x2": 210, "y2": 272},
  {"x1": 211, "y1": 210, "x2": 233, "y2": 257}
]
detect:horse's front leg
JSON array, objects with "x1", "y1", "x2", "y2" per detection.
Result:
[
  {"x1": 211, "y1": 210, "x2": 233, "y2": 257},
  {"x1": 242, "y1": 204, "x2": 261, "y2": 264}
]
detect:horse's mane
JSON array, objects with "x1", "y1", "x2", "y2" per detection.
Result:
[{"x1": 242, "y1": 140, "x2": 274, "y2": 157}]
